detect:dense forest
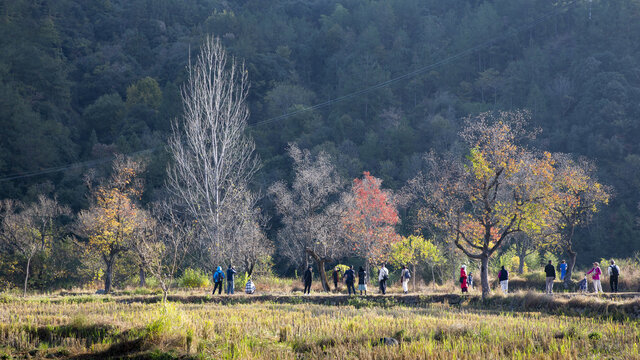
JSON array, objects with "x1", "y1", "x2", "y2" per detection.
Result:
[{"x1": 1, "y1": 0, "x2": 640, "y2": 290}]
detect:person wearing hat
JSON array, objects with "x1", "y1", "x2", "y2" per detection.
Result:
[{"x1": 460, "y1": 265, "x2": 468, "y2": 293}]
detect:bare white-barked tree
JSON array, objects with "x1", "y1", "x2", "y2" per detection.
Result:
[{"x1": 167, "y1": 36, "x2": 261, "y2": 272}]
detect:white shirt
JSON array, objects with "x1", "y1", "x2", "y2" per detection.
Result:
[{"x1": 378, "y1": 267, "x2": 389, "y2": 281}]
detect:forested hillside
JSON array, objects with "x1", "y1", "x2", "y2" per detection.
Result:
[{"x1": 2, "y1": 0, "x2": 640, "y2": 271}]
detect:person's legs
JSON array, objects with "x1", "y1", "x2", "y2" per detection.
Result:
[
  {"x1": 597, "y1": 280, "x2": 603, "y2": 293},
  {"x1": 382, "y1": 279, "x2": 387, "y2": 295},
  {"x1": 228, "y1": 281, "x2": 234, "y2": 294},
  {"x1": 614, "y1": 276, "x2": 619, "y2": 292},
  {"x1": 402, "y1": 279, "x2": 408, "y2": 294}
]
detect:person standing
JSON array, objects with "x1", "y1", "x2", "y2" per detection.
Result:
[
  {"x1": 212, "y1": 266, "x2": 225, "y2": 295},
  {"x1": 607, "y1": 260, "x2": 620, "y2": 293},
  {"x1": 303, "y1": 266, "x2": 313, "y2": 295},
  {"x1": 226, "y1": 265, "x2": 237, "y2": 295},
  {"x1": 332, "y1": 267, "x2": 341, "y2": 291},
  {"x1": 587, "y1": 262, "x2": 603, "y2": 294},
  {"x1": 558, "y1": 260, "x2": 567, "y2": 281},
  {"x1": 498, "y1": 266, "x2": 509, "y2": 294},
  {"x1": 358, "y1": 266, "x2": 368, "y2": 295},
  {"x1": 460, "y1": 265, "x2": 468, "y2": 294},
  {"x1": 544, "y1": 260, "x2": 556, "y2": 294},
  {"x1": 467, "y1": 272, "x2": 474, "y2": 290},
  {"x1": 378, "y1": 264, "x2": 389, "y2": 295},
  {"x1": 400, "y1": 265, "x2": 411, "y2": 294},
  {"x1": 344, "y1": 266, "x2": 356, "y2": 295}
]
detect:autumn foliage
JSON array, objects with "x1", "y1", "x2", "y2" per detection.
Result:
[{"x1": 344, "y1": 171, "x2": 401, "y2": 266}]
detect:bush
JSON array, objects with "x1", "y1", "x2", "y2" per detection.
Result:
[{"x1": 178, "y1": 268, "x2": 210, "y2": 289}]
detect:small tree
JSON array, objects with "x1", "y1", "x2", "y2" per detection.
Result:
[
  {"x1": 269, "y1": 144, "x2": 347, "y2": 291},
  {"x1": 549, "y1": 155, "x2": 610, "y2": 286},
  {"x1": 130, "y1": 200, "x2": 194, "y2": 304},
  {"x1": 344, "y1": 171, "x2": 401, "y2": 277},
  {"x1": 76, "y1": 157, "x2": 146, "y2": 294},
  {"x1": 390, "y1": 235, "x2": 443, "y2": 291},
  {"x1": 0, "y1": 196, "x2": 70, "y2": 296}
]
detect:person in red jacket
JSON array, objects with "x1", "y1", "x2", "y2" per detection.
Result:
[{"x1": 460, "y1": 265, "x2": 468, "y2": 293}]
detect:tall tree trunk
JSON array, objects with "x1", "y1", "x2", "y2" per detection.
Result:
[
  {"x1": 308, "y1": 251, "x2": 330, "y2": 291},
  {"x1": 23, "y1": 256, "x2": 32, "y2": 297},
  {"x1": 139, "y1": 266, "x2": 146, "y2": 287},
  {"x1": 412, "y1": 263, "x2": 416, "y2": 291},
  {"x1": 480, "y1": 254, "x2": 490, "y2": 300},
  {"x1": 104, "y1": 256, "x2": 115, "y2": 294},
  {"x1": 564, "y1": 248, "x2": 577, "y2": 288}
]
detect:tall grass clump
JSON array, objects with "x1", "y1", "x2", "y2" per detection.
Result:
[{"x1": 178, "y1": 268, "x2": 210, "y2": 289}]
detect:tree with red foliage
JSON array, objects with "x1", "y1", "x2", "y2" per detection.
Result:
[{"x1": 344, "y1": 172, "x2": 401, "y2": 278}]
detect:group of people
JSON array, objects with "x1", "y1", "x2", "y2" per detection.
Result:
[
  {"x1": 303, "y1": 264, "x2": 412, "y2": 296},
  {"x1": 211, "y1": 265, "x2": 256, "y2": 295},
  {"x1": 459, "y1": 259, "x2": 622, "y2": 295},
  {"x1": 210, "y1": 259, "x2": 622, "y2": 296}
]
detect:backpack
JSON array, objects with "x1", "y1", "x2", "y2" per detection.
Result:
[
  {"x1": 213, "y1": 271, "x2": 220, "y2": 282},
  {"x1": 459, "y1": 276, "x2": 464, "y2": 284},
  {"x1": 611, "y1": 265, "x2": 619, "y2": 277},
  {"x1": 405, "y1": 270, "x2": 411, "y2": 279}
]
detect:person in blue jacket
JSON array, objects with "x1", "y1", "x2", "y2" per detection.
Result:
[
  {"x1": 212, "y1": 266, "x2": 225, "y2": 295},
  {"x1": 559, "y1": 260, "x2": 567, "y2": 281}
]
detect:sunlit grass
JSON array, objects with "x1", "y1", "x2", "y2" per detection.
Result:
[{"x1": 0, "y1": 293, "x2": 639, "y2": 359}]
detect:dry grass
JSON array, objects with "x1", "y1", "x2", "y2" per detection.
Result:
[{"x1": 1, "y1": 292, "x2": 640, "y2": 359}]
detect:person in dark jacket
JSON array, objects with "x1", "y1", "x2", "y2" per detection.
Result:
[
  {"x1": 332, "y1": 267, "x2": 342, "y2": 291},
  {"x1": 544, "y1": 260, "x2": 556, "y2": 294},
  {"x1": 358, "y1": 266, "x2": 368, "y2": 295},
  {"x1": 344, "y1": 266, "x2": 356, "y2": 295},
  {"x1": 212, "y1": 266, "x2": 225, "y2": 295},
  {"x1": 303, "y1": 266, "x2": 313, "y2": 295},
  {"x1": 226, "y1": 265, "x2": 237, "y2": 295},
  {"x1": 498, "y1": 266, "x2": 509, "y2": 293}
]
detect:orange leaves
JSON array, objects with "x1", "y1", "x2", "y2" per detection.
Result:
[{"x1": 344, "y1": 171, "x2": 400, "y2": 264}]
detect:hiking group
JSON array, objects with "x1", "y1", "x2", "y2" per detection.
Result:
[
  {"x1": 459, "y1": 259, "x2": 622, "y2": 295},
  {"x1": 207, "y1": 259, "x2": 622, "y2": 296}
]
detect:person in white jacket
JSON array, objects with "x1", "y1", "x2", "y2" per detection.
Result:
[{"x1": 378, "y1": 264, "x2": 389, "y2": 295}]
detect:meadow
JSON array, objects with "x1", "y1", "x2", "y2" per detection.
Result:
[{"x1": 1, "y1": 288, "x2": 639, "y2": 360}]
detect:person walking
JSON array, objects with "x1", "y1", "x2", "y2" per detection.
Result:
[
  {"x1": 358, "y1": 266, "x2": 368, "y2": 295},
  {"x1": 544, "y1": 260, "x2": 556, "y2": 294},
  {"x1": 467, "y1": 272, "x2": 474, "y2": 290},
  {"x1": 344, "y1": 266, "x2": 356, "y2": 295},
  {"x1": 498, "y1": 266, "x2": 509, "y2": 294},
  {"x1": 303, "y1": 266, "x2": 313, "y2": 295},
  {"x1": 378, "y1": 264, "x2": 389, "y2": 295},
  {"x1": 226, "y1": 265, "x2": 237, "y2": 295},
  {"x1": 245, "y1": 278, "x2": 256, "y2": 294},
  {"x1": 400, "y1": 265, "x2": 411, "y2": 294},
  {"x1": 558, "y1": 260, "x2": 567, "y2": 281},
  {"x1": 607, "y1": 260, "x2": 620, "y2": 293},
  {"x1": 332, "y1": 267, "x2": 341, "y2": 291},
  {"x1": 212, "y1": 266, "x2": 225, "y2": 295},
  {"x1": 587, "y1": 262, "x2": 603, "y2": 294},
  {"x1": 460, "y1": 265, "x2": 468, "y2": 294}
]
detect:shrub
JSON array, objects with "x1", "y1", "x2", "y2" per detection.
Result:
[{"x1": 178, "y1": 268, "x2": 210, "y2": 289}]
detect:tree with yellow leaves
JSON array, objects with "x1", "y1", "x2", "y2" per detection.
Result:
[
  {"x1": 406, "y1": 111, "x2": 558, "y2": 300},
  {"x1": 390, "y1": 235, "x2": 443, "y2": 291},
  {"x1": 76, "y1": 156, "x2": 147, "y2": 294}
]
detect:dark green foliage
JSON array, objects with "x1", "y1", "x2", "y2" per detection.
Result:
[{"x1": 2, "y1": 0, "x2": 640, "y2": 290}]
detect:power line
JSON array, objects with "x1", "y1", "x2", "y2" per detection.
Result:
[
  {"x1": 0, "y1": 147, "x2": 160, "y2": 183},
  {"x1": 248, "y1": 0, "x2": 579, "y2": 128},
  {"x1": 0, "y1": 0, "x2": 578, "y2": 183}
]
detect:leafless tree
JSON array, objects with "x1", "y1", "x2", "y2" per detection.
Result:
[
  {"x1": 269, "y1": 143, "x2": 348, "y2": 291},
  {"x1": 0, "y1": 196, "x2": 70, "y2": 296},
  {"x1": 167, "y1": 36, "x2": 259, "y2": 273},
  {"x1": 130, "y1": 201, "x2": 194, "y2": 304}
]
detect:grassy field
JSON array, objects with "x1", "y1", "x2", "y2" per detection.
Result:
[{"x1": 1, "y1": 292, "x2": 639, "y2": 359}]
